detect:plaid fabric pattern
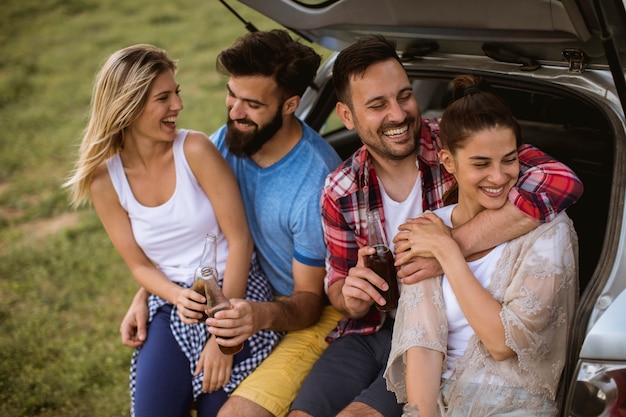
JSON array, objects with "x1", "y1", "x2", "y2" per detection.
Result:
[
  {"x1": 511, "y1": 145, "x2": 585, "y2": 222},
  {"x1": 129, "y1": 254, "x2": 284, "y2": 413},
  {"x1": 322, "y1": 118, "x2": 583, "y2": 342}
]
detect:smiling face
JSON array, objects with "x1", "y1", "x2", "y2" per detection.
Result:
[
  {"x1": 129, "y1": 69, "x2": 182, "y2": 142},
  {"x1": 441, "y1": 126, "x2": 519, "y2": 220},
  {"x1": 224, "y1": 75, "x2": 286, "y2": 157},
  {"x1": 336, "y1": 59, "x2": 421, "y2": 161}
]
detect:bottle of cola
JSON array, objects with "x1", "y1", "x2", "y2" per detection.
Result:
[
  {"x1": 366, "y1": 210, "x2": 399, "y2": 311},
  {"x1": 192, "y1": 233, "x2": 243, "y2": 355}
]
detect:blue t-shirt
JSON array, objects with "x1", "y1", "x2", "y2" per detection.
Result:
[{"x1": 212, "y1": 121, "x2": 341, "y2": 296}]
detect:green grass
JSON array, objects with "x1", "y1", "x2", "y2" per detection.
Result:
[{"x1": 0, "y1": 1, "x2": 329, "y2": 415}]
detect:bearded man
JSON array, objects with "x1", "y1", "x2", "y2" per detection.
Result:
[{"x1": 120, "y1": 30, "x2": 343, "y2": 417}]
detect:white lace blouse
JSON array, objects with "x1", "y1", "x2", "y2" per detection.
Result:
[{"x1": 384, "y1": 211, "x2": 579, "y2": 416}]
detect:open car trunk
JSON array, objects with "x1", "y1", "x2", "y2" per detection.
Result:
[
  {"x1": 228, "y1": 0, "x2": 626, "y2": 413},
  {"x1": 298, "y1": 55, "x2": 625, "y2": 413}
]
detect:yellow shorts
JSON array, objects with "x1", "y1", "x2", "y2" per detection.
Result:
[{"x1": 230, "y1": 305, "x2": 343, "y2": 417}]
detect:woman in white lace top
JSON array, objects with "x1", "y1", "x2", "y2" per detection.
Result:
[{"x1": 384, "y1": 75, "x2": 579, "y2": 417}]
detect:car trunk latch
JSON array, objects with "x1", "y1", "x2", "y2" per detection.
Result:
[{"x1": 562, "y1": 49, "x2": 587, "y2": 73}]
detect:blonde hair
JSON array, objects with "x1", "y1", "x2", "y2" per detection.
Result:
[{"x1": 64, "y1": 44, "x2": 177, "y2": 207}]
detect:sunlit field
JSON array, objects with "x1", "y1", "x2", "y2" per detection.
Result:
[{"x1": 0, "y1": 1, "x2": 328, "y2": 415}]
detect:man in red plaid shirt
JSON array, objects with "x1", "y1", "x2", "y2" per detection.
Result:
[{"x1": 289, "y1": 35, "x2": 583, "y2": 417}]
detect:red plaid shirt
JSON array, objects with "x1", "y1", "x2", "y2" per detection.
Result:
[{"x1": 321, "y1": 118, "x2": 584, "y2": 341}]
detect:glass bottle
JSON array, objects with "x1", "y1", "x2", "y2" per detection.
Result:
[
  {"x1": 365, "y1": 210, "x2": 400, "y2": 311},
  {"x1": 192, "y1": 233, "x2": 243, "y2": 355},
  {"x1": 401, "y1": 403, "x2": 421, "y2": 416}
]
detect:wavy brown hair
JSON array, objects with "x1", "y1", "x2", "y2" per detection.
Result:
[{"x1": 441, "y1": 75, "x2": 521, "y2": 205}]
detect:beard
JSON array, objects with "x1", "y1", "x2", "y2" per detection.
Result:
[
  {"x1": 355, "y1": 116, "x2": 420, "y2": 161},
  {"x1": 225, "y1": 108, "x2": 284, "y2": 158}
]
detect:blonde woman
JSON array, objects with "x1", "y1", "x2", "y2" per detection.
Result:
[{"x1": 65, "y1": 44, "x2": 280, "y2": 417}]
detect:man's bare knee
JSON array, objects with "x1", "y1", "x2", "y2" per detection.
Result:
[
  {"x1": 218, "y1": 395, "x2": 275, "y2": 417},
  {"x1": 336, "y1": 401, "x2": 384, "y2": 417}
]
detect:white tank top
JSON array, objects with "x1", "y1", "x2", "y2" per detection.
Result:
[{"x1": 106, "y1": 129, "x2": 228, "y2": 285}]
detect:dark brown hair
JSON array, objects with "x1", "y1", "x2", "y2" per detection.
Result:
[
  {"x1": 440, "y1": 75, "x2": 522, "y2": 205},
  {"x1": 216, "y1": 29, "x2": 321, "y2": 99},
  {"x1": 440, "y1": 74, "x2": 521, "y2": 153},
  {"x1": 332, "y1": 35, "x2": 403, "y2": 106}
]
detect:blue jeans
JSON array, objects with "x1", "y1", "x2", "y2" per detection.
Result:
[{"x1": 134, "y1": 305, "x2": 248, "y2": 417}]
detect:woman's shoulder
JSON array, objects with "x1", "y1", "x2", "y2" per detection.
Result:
[
  {"x1": 89, "y1": 160, "x2": 116, "y2": 200},
  {"x1": 182, "y1": 129, "x2": 218, "y2": 156},
  {"x1": 513, "y1": 211, "x2": 576, "y2": 256},
  {"x1": 432, "y1": 204, "x2": 456, "y2": 227},
  {"x1": 181, "y1": 129, "x2": 230, "y2": 178},
  {"x1": 181, "y1": 129, "x2": 210, "y2": 146},
  {"x1": 533, "y1": 211, "x2": 575, "y2": 238},
  {"x1": 91, "y1": 160, "x2": 111, "y2": 185}
]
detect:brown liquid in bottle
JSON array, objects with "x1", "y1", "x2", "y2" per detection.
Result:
[
  {"x1": 191, "y1": 279, "x2": 209, "y2": 321},
  {"x1": 367, "y1": 245, "x2": 400, "y2": 311},
  {"x1": 207, "y1": 305, "x2": 244, "y2": 355},
  {"x1": 193, "y1": 234, "x2": 245, "y2": 355}
]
